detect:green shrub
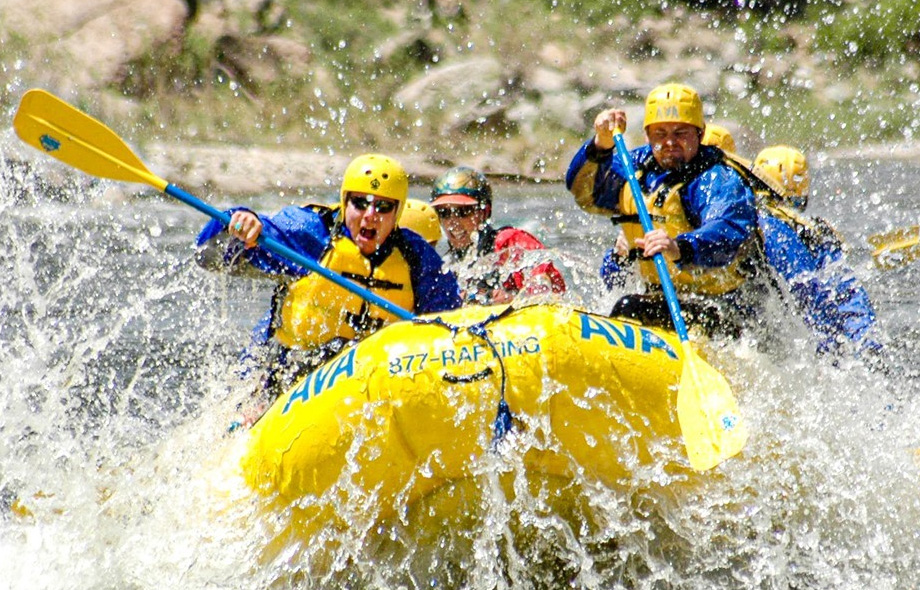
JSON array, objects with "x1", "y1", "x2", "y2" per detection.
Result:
[
  {"x1": 6, "y1": 0, "x2": 913, "y2": 152},
  {"x1": 812, "y1": 0, "x2": 920, "y2": 64}
]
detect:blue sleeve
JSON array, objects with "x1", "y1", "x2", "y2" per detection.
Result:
[
  {"x1": 600, "y1": 247, "x2": 630, "y2": 290},
  {"x1": 197, "y1": 216, "x2": 232, "y2": 245},
  {"x1": 401, "y1": 229, "x2": 462, "y2": 313},
  {"x1": 762, "y1": 216, "x2": 878, "y2": 352},
  {"x1": 831, "y1": 276, "x2": 877, "y2": 340},
  {"x1": 806, "y1": 220, "x2": 877, "y2": 348},
  {"x1": 807, "y1": 272, "x2": 878, "y2": 353},
  {"x1": 565, "y1": 138, "x2": 631, "y2": 214},
  {"x1": 760, "y1": 216, "x2": 821, "y2": 280},
  {"x1": 794, "y1": 275, "x2": 878, "y2": 354},
  {"x1": 564, "y1": 138, "x2": 592, "y2": 190},
  {"x1": 811, "y1": 238, "x2": 844, "y2": 268},
  {"x1": 237, "y1": 310, "x2": 273, "y2": 360},
  {"x1": 196, "y1": 205, "x2": 331, "y2": 276},
  {"x1": 678, "y1": 163, "x2": 758, "y2": 268}
]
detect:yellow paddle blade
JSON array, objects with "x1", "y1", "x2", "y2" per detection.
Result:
[
  {"x1": 676, "y1": 341, "x2": 748, "y2": 471},
  {"x1": 867, "y1": 224, "x2": 919, "y2": 249},
  {"x1": 13, "y1": 89, "x2": 167, "y2": 191},
  {"x1": 868, "y1": 225, "x2": 920, "y2": 270}
]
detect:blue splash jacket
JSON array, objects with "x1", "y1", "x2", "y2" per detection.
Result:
[
  {"x1": 759, "y1": 214, "x2": 878, "y2": 354},
  {"x1": 197, "y1": 205, "x2": 462, "y2": 348},
  {"x1": 567, "y1": 140, "x2": 758, "y2": 269}
]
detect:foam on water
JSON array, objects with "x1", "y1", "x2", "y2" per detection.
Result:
[{"x1": 2, "y1": 139, "x2": 919, "y2": 589}]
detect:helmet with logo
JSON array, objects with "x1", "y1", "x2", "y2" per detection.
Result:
[
  {"x1": 429, "y1": 166, "x2": 492, "y2": 210},
  {"x1": 400, "y1": 199, "x2": 442, "y2": 245},
  {"x1": 702, "y1": 123, "x2": 736, "y2": 153},
  {"x1": 753, "y1": 145, "x2": 810, "y2": 210},
  {"x1": 340, "y1": 154, "x2": 410, "y2": 221},
  {"x1": 643, "y1": 83, "x2": 705, "y2": 130}
]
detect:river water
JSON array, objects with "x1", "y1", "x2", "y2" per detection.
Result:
[{"x1": 1, "y1": 132, "x2": 919, "y2": 589}]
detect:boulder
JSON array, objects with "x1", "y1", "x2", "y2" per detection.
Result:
[
  {"x1": 393, "y1": 57, "x2": 522, "y2": 135},
  {"x1": 1, "y1": 0, "x2": 189, "y2": 89},
  {"x1": 525, "y1": 67, "x2": 569, "y2": 96},
  {"x1": 215, "y1": 35, "x2": 313, "y2": 88},
  {"x1": 571, "y1": 59, "x2": 648, "y2": 98},
  {"x1": 393, "y1": 57, "x2": 507, "y2": 114},
  {"x1": 145, "y1": 142, "x2": 351, "y2": 195}
]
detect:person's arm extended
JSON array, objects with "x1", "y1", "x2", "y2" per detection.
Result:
[
  {"x1": 196, "y1": 205, "x2": 329, "y2": 277},
  {"x1": 763, "y1": 217, "x2": 879, "y2": 353},
  {"x1": 566, "y1": 137, "x2": 629, "y2": 215}
]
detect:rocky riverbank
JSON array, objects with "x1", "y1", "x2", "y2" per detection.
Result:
[{"x1": 3, "y1": 0, "x2": 919, "y2": 195}]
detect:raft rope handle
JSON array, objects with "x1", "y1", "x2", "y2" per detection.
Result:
[
  {"x1": 441, "y1": 367, "x2": 494, "y2": 384},
  {"x1": 412, "y1": 305, "x2": 517, "y2": 443},
  {"x1": 467, "y1": 322, "x2": 513, "y2": 443}
]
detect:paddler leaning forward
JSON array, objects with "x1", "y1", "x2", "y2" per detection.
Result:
[
  {"x1": 566, "y1": 83, "x2": 773, "y2": 338},
  {"x1": 196, "y1": 154, "x2": 462, "y2": 422}
]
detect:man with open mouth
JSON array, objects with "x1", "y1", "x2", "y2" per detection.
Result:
[{"x1": 196, "y1": 153, "x2": 461, "y2": 422}]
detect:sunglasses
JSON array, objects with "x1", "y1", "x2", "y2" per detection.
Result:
[
  {"x1": 347, "y1": 194, "x2": 398, "y2": 215},
  {"x1": 435, "y1": 206, "x2": 478, "y2": 219}
]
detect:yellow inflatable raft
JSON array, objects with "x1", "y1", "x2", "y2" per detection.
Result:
[{"x1": 240, "y1": 303, "x2": 706, "y2": 537}]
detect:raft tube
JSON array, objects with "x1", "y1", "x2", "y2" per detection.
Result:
[{"x1": 241, "y1": 303, "x2": 692, "y2": 532}]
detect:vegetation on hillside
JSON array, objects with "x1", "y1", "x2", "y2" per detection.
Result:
[{"x1": 15, "y1": 0, "x2": 920, "y2": 165}]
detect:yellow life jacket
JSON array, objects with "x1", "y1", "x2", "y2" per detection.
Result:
[
  {"x1": 617, "y1": 172, "x2": 759, "y2": 296},
  {"x1": 273, "y1": 225, "x2": 415, "y2": 350}
]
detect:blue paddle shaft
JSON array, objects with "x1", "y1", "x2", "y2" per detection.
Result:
[
  {"x1": 611, "y1": 134, "x2": 690, "y2": 342},
  {"x1": 164, "y1": 183, "x2": 415, "y2": 321}
]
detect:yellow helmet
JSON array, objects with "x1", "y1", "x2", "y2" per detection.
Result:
[
  {"x1": 400, "y1": 199, "x2": 442, "y2": 245},
  {"x1": 702, "y1": 123, "x2": 736, "y2": 153},
  {"x1": 753, "y1": 145, "x2": 810, "y2": 210},
  {"x1": 340, "y1": 154, "x2": 410, "y2": 221},
  {"x1": 643, "y1": 83, "x2": 704, "y2": 129}
]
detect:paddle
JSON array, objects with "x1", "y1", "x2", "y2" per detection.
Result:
[
  {"x1": 13, "y1": 89, "x2": 414, "y2": 321},
  {"x1": 612, "y1": 131, "x2": 748, "y2": 471},
  {"x1": 868, "y1": 225, "x2": 920, "y2": 270}
]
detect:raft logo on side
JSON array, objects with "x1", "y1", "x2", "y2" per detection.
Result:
[
  {"x1": 579, "y1": 314, "x2": 678, "y2": 360},
  {"x1": 282, "y1": 348, "x2": 356, "y2": 414},
  {"x1": 40, "y1": 134, "x2": 61, "y2": 152},
  {"x1": 388, "y1": 336, "x2": 541, "y2": 376}
]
